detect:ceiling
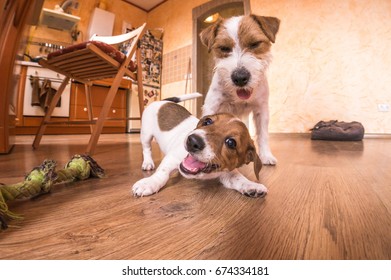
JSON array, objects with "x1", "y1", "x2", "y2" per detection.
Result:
[{"x1": 122, "y1": 0, "x2": 167, "y2": 12}]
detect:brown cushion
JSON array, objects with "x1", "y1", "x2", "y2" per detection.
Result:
[
  {"x1": 47, "y1": 41, "x2": 136, "y2": 71},
  {"x1": 311, "y1": 120, "x2": 365, "y2": 141}
]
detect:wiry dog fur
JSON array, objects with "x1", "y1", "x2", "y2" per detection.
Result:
[{"x1": 200, "y1": 14, "x2": 280, "y2": 165}]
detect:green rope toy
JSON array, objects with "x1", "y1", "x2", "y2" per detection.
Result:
[{"x1": 0, "y1": 154, "x2": 105, "y2": 230}]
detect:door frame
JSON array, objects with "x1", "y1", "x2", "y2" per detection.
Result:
[{"x1": 192, "y1": 0, "x2": 251, "y2": 116}]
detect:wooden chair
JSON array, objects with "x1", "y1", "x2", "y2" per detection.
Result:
[{"x1": 33, "y1": 23, "x2": 147, "y2": 155}]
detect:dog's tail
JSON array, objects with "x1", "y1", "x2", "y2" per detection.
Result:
[{"x1": 164, "y1": 92, "x2": 202, "y2": 103}]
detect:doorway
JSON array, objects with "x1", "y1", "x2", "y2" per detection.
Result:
[{"x1": 192, "y1": 0, "x2": 251, "y2": 116}]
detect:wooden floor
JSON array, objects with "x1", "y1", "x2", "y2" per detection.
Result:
[{"x1": 0, "y1": 133, "x2": 390, "y2": 260}]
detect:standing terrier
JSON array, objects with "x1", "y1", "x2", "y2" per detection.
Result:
[{"x1": 200, "y1": 14, "x2": 280, "y2": 165}]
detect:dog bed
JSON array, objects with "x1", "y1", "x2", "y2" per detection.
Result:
[{"x1": 310, "y1": 120, "x2": 365, "y2": 141}]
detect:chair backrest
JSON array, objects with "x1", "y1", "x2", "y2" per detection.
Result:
[{"x1": 89, "y1": 23, "x2": 147, "y2": 58}]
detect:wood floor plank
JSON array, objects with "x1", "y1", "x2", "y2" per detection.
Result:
[{"x1": 0, "y1": 134, "x2": 390, "y2": 259}]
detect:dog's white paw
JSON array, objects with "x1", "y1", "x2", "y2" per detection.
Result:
[
  {"x1": 141, "y1": 160, "x2": 155, "y2": 171},
  {"x1": 240, "y1": 182, "x2": 268, "y2": 198},
  {"x1": 132, "y1": 177, "x2": 161, "y2": 197},
  {"x1": 260, "y1": 153, "x2": 277, "y2": 165}
]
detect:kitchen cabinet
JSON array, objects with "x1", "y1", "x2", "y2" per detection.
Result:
[
  {"x1": 16, "y1": 65, "x2": 131, "y2": 134},
  {"x1": 70, "y1": 82, "x2": 128, "y2": 129}
]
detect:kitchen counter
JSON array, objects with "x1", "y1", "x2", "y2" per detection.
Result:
[
  {"x1": 18, "y1": 61, "x2": 132, "y2": 89},
  {"x1": 17, "y1": 60, "x2": 41, "y2": 67},
  {"x1": 15, "y1": 62, "x2": 131, "y2": 135}
]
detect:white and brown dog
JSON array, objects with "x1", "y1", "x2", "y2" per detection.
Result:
[
  {"x1": 132, "y1": 94, "x2": 267, "y2": 198},
  {"x1": 200, "y1": 14, "x2": 280, "y2": 165}
]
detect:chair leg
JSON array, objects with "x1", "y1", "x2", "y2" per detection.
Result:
[
  {"x1": 136, "y1": 47, "x2": 145, "y2": 117},
  {"x1": 86, "y1": 70, "x2": 125, "y2": 155},
  {"x1": 32, "y1": 77, "x2": 70, "y2": 149},
  {"x1": 84, "y1": 84, "x2": 94, "y2": 134}
]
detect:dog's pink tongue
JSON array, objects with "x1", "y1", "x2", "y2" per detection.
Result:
[
  {"x1": 237, "y1": 89, "x2": 252, "y2": 100},
  {"x1": 182, "y1": 154, "x2": 206, "y2": 173}
]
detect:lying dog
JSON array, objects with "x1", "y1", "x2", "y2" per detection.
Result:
[
  {"x1": 132, "y1": 94, "x2": 267, "y2": 198},
  {"x1": 200, "y1": 14, "x2": 280, "y2": 165}
]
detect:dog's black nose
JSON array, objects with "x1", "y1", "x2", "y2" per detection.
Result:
[
  {"x1": 186, "y1": 134, "x2": 205, "y2": 152},
  {"x1": 231, "y1": 67, "x2": 251, "y2": 87}
]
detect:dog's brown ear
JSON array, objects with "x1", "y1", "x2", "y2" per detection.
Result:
[
  {"x1": 199, "y1": 18, "x2": 223, "y2": 52},
  {"x1": 250, "y1": 15, "x2": 280, "y2": 43},
  {"x1": 245, "y1": 144, "x2": 263, "y2": 181}
]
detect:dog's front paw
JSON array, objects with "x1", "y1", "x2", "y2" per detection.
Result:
[
  {"x1": 260, "y1": 153, "x2": 277, "y2": 165},
  {"x1": 241, "y1": 182, "x2": 268, "y2": 198},
  {"x1": 132, "y1": 178, "x2": 161, "y2": 197},
  {"x1": 141, "y1": 159, "x2": 155, "y2": 171}
]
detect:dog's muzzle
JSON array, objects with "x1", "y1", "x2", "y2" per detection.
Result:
[
  {"x1": 231, "y1": 67, "x2": 252, "y2": 100},
  {"x1": 180, "y1": 134, "x2": 219, "y2": 175},
  {"x1": 231, "y1": 67, "x2": 251, "y2": 87},
  {"x1": 186, "y1": 134, "x2": 205, "y2": 153}
]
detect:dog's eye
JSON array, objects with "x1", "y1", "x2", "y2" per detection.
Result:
[
  {"x1": 249, "y1": 41, "x2": 262, "y2": 49},
  {"x1": 202, "y1": 118, "x2": 213, "y2": 126},
  {"x1": 225, "y1": 138, "x2": 237, "y2": 149},
  {"x1": 219, "y1": 46, "x2": 232, "y2": 53}
]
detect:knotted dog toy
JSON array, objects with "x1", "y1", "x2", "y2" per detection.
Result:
[{"x1": 0, "y1": 154, "x2": 105, "y2": 230}]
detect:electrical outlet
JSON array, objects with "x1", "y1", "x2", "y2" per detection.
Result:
[{"x1": 378, "y1": 103, "x2": 390, "y2": 112}]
